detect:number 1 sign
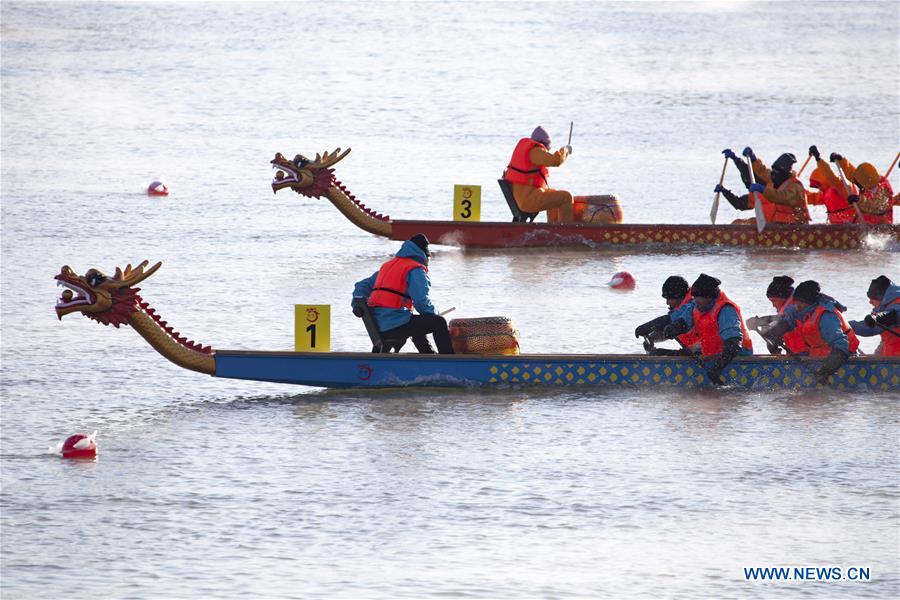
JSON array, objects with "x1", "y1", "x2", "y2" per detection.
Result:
[{"x1": 295, "y1": 304, "x2": 331, "y2": 352}]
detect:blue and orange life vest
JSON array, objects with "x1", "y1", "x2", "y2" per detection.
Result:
[
  {"x1": 797, "y1": 304, "x2": 860, "y2": 358},
  {"x1": 367, "y1": 257, "x2": 427, "y2": 310},
  {"x1": 504, "y1": 138, "x2": 549, "y2": 189},
  {"x1": 876, "y1": 297, "x2": 900, "y2": 356},
  {"x1": 780, "y1": 299, "x2": 810, "y2": 354},
  {"x1": 675, "y1": 294, "x2": 701, "y2": 349},
  {"x1": 692, "y1": 291, "x2": 754, "y2": 356}
]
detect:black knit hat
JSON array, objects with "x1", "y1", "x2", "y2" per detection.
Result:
[
  {"x1": 772, "y1": 153, "x2": 797, "y2": 173},
  {"x1": 690, "y1": 273, "x2": 721, "y2": 299},
  {"x1": 793, "y1": 280, "x2": 821, "y2": 304},
  {"x1": 661, "y1": 275, "x2": 689, "y2": 300},
  {"x1": 409, "y1": 233, "x2": 431, "y2": 256},
  {"x1": 766, "y1": 275, "x2": 795, "y2": 299},
  {"x1": 867, "y1": 275, "x2": 892, "y2": 300}
]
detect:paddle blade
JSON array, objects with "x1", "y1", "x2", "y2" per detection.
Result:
[
  {"x1": 710, "y1": 194, "x2": 720, "y2": 224},
  {"x1": 753, "y1": 192, "x2": 767, "y2": 233}
]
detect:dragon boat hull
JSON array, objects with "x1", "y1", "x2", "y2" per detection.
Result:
[
  {"x1": 389, "y1": 221, "x2": 899, "y2": 250},
  {"x1": 212, "y1": 351, "x2": 900, "y2": 391}
]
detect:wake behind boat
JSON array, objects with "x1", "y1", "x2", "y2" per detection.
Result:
[
  {"x1": 269, "y1": 148, "x2": 899, "y2": 251},
  {"x1": 55, "y1": 261, "x2": 900, "y2": 391}
]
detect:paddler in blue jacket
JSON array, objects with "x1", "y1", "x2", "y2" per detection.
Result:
[
  {"x1": 661, "y1": 274, "x2": 753, "y2": 382},
  {"x1": 849, "y1": 276, "x2": 900, "y2": 356},
  {"x1": 352, "y1": 234, "x2": 454, "y2": 354}
]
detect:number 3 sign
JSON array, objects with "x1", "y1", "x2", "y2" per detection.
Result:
[
  {"x1": 453, "y1": 184, "x2": 481, "y2": 222},
  {"x1": 295, "y1": 304, "x2": 330, "y2": 352}
]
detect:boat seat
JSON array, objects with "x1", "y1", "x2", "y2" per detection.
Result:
[
  {"x1": 352, "y1": 297, "x2": 407, "y2": 353},
  {"x1": 498, "y1": 178, "x2": 538, "y2": 223}
]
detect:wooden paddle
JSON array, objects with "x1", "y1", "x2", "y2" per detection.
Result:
[
  {"x1": 885, "y1": 151, "x2": 900, "y2": 179},
  {"x1": 753, "y1": 325, "x2": 818, "y2": 379},
  {"x1": 710, "y1": 156, "x2": 728, "y2": 224},
  {"x1": 833, "y1": 159, "x2": 866, "y2": 225},
  {"x1": 796, "y1": 153, "x2": 813, "y2": 178},
  {"x1": 745, "y1": 155, "x2": 768, "y2": 234}
]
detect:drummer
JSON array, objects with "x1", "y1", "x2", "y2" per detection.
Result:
[{"x1": 503, "y1": 126, "x2": 574, "y2": 223}]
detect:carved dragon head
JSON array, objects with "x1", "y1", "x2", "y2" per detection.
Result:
[
  {"x1": 55, "y1": 261, "x2": 161, "y2": 327},
  {"x1": 271, "y1": 148, "x2": 350, "y2": 198}
]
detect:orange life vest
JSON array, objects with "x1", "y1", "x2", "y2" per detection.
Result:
[
  {"x1": 503, "y1": 138, "x2": 549, "y2": 189},
  {"x1": 818, "y1": 186, "x2": 856, "y2": 224},
  {"x1": 780, "y1": 300, "x2": 810, "y2": 354},
  {"x1": 876, "y1": 297, "x2": 900, "y2": 356},
  {"x1": 691, "y1": 291, "x2": 754, "y2": 356},
  {"x1": 859, "y1": 178, "x2": 894, "y2": 224},
  {"x1": 797, "y1": 304, "x2": 860, "y2": 358},
  {"x1": 367, "y1": 257, "x2": 427, "y2": 310},
  {"x1": 750, "y1": 177, "x2": 810, "y2": 224},
  {"x1": 675, "y1": 294, "x2": 700, "y2": 348}
]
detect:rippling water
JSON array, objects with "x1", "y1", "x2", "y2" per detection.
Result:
[{"x1": 2, "y1": 1, "x2": 898, "y2": 598}]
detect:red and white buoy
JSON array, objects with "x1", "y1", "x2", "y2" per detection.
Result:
[
  {"x1": 60, "y1": 431, "x2": 98, "y2": 459},
  {"x1": 608, "y1": 271, "x2": 636, "y2": 290},
  {"x1": 147, "y1": 181, "x2": 169, "y2": 196}
]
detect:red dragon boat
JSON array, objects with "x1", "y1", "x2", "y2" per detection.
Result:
[{"x1": 270, "y1": 148, "x2": 899, "y2": 250}]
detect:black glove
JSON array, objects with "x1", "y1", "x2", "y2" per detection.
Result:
[
  {"x1": 662, "y1": 319, "x2": 689, "y2": 340},
  {"x1": 353, "y1": 306, "x2": 364, "y2": 318},
  {"x1": 351, "y1": 297, "x2": 366, "y2": 318},
  {"x1": 707, "y1": 337, "x2": 741, "y2": 385},
  {"x1": 868, "y1": 311, "x2": 898, "y2": 327},
  {"x1": 635, "y1": 314, "x2": 671, "y2": 339},
  {"x1": 815, "y1": 348, "x2": 849, "y2": 385},
  {"x1": 847, "y1": 194, "x2": 859, "y2": 204},
  {"x1": 766, "y1": 341, "x2": 783, "y2": 355},
  {"x1": 829, "y1": 152, "x2": 843, "y2": 163},
  {"x1": 809, "y1": 145, "x2": 820, "y2": 161}
]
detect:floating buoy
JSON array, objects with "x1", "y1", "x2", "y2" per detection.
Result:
[
  {"x1": 147, "y1": 181, "x2": 169, "y2": 196},
  {"x1": 60, "y1": 431, "x2": 97, "y2": 459},
  {"x1": 608, "y1": 271, "x2": 636, "y2": 290}
]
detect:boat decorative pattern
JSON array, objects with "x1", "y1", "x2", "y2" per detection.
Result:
[{"x1": 486, "y1": 360, "x2": 898, "y2": 391}]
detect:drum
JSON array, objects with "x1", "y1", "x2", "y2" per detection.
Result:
[
  {"x1": 448, "y1": 316, "x2": 520, "y2": 355},
  {"x1": 573, "y1": 194, "x2": 623, "y2": 224}
]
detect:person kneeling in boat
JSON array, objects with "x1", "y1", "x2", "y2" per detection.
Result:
[
  {"x1": 715, "y1": 148, "x2": 810, "y2": 225},
  {"x1": 849, "y1": 276, "x2": 900, "y2": 356},
  {"x1": 804, "y1": 146, "x2": 858, "y2": 224},
  {"x1": 503, "y1": 126, "x2": 574, "y2": 223},
  {"x1": 745, "y1": 276, "x2": 810, "y2": 355},
  {"x1": 351, "y1": 234, "x2": 454, "y2": 354},
  {"x1": 829, "y1": 152, "x2": 894, "y2": 224},
  {"x1": 659, "y1": 274, "x2": 753, "y2": 383},
  {"x1": 634, "y1": 275, "x2": 700, "y2": 356},
  {"x1": 763, "y1": 281, "x2": 860, "y2": 384}
]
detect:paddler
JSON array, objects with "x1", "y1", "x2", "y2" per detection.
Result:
[
  {"x1": 804, "y1": 145, "x2": 857, "y2": 224},
  {"x1": 634, "y1": 275, "x2": 700, "y2": 355},
  {"x1": 763, "y1": 280, "x2": 859, "y2": 383},
  {"x1": 715, "y1": 148, "x2": 811, "y2": 224},
  {"x1": 351, "y1": 234, "x2": 455, "y2": 354},
  {"x1": 503, "y1": 126, "x2": 574, "y2": 223},
  {"x1": 829, "y1": 152, "x2": 894, "y2": 224},
  {"x1": 849, "y1": 276, "x2": 900, "y2": 356},
  {"x1": 660, "y1": 274, "x2": 753, "y2": 382},
  {"x1": 745, "y1": 276, "x2": 809, "y2": 355}
]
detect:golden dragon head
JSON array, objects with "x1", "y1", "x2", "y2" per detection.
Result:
[
  {"x1": 271, "y1": 148, "x2": 350, "y2": 198},
  {"x1": 55, "y1": 261, "x2": 161, "y2": 327}
]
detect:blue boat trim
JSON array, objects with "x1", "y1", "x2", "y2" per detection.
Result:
[{"x1": 212, "y1": 351, "x2": 900, "y2": 390}]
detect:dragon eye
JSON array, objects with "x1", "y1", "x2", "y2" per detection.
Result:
[{"x1": 87, "y1": 272, "x2": 106, "y2": 286}]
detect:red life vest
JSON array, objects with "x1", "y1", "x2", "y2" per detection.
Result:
[
  {"x1": 675, "y1": 294, "x2": 700, "y2": 348},
  {"x1": 860, "y1": 178, "x2": 894, "y2": 224},
  {"x1": 750, "y1": 177, "x2": 810, "y2": 224},
  {"x1": 820, "y1": 186, "x2": 857, "y2": 224},
  {"x1": 691, "y1": 291, "x2": 754, "y2": 356},
  {"x1": 877, "y1": 297, "x2": 900, "y2": 356},
  {"x1": 503, "y1": 138, "x2": 549, "y2": 189},
  {"x1": 780, "y1": 299, "x2": 810, "y2": 354},
  {"x1": 367, "y1": 257, "x2": 427, "y2": 310},
  {"x1": 797, "y1": 304, "x2": 860, "y2": 358}
]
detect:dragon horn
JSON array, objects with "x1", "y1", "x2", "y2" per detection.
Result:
[{"x1": 115, "y1": 260, "x2": 162, "y2": 286}]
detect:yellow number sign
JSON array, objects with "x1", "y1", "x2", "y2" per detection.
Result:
[
  {"x1": 295, "y1": 304, "x2": 330, "y2": 352},
  {"x1": 453, "y1": 184, "x2": 481, "y2": 222}
]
